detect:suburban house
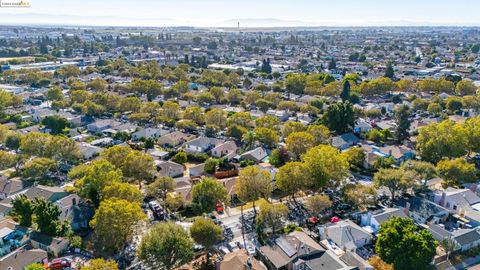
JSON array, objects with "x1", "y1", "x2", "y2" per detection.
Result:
[
  {"x1": 451, "y1": 229, "x2": 480, "y2": 252},
  {"x1": 433, "y1": 188, "x2": 480, "y2": 214},
  {"x1": 318, "y1": 220, "x2": 373, "y2": 251},
  {"x1": 217, "y1": 250, "x2": 267, "y2": 270},
  {"x1": 56, "y1": 194, "x2": 94, "y2": 231},
  {"x1": 354, "y1": 119, "x2": 373, "y2": 134},
  {"x1": 155, "y1": 160, "x2": 185, "y2": 178},
  {"x1": 360, "y1": 208, "x2": 408, "y2": 234},
  {"x1": 30, "y1": 232, "x2": 69, "y2": 257},
  {"x1": 131, "y1": 127, "x2": 170, "y2": 141},
  {"x1": 86, "y1": 119, "x2": 114, "y2": 133},
  {"x1": 189, "y1": 163, "x2": 205, "y2": 177},
  {"x1": 78, "y1": 142, "x2": 103, "y2": 160},
  {"x1": 331, "y1": 133, "x2": 360, "y2": 151},
  {"x1": 147, "y1": 149, "x2": 170, "y2": 160},
  {"x1": 157, "y1": 131, "x2": 196, "y2": 148},
  {"x1": 239, "y1": 147, "x2": 268, "y2": 164},
  {"x1": 0, "y1": 218, "x2": 30, "y2": 257},
  {"x1": 258, "y1": 231, "x2": 355, "y2": 270},
  {"x1": 184, "y1": 136, "x2": 223, "y2": 153},
  {"x1": 0, "y1": 177, "x2": 24, "y2": 200},
  {"x1": 0, "y1": 247, "x2": 47, "y2": 270},
  {"x1": 211, "y1": 141, "x2": 238, "y2": 158},
  {"x1": 395, "y1": 197, "x2": 450, "y2": 225}
]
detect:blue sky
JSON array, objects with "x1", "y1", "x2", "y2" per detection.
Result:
[{"x1": 1, "y1": 0, "x2": 480, "y2": 26}]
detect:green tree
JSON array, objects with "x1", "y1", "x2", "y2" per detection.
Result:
[
  {"x1": 90, "y1": 198, "x2": 146, "y2": 254},
  {"x1": 302, "y1": 145, "x2": 349, "y2": 189},
  {"x1": 102, "y1": 182, "x2": 143, "y2": 204},
  {"x1": 204, "y1": 108, "x2": 227, "y2": 129},
  {"x1": 235, "y1": 166, "x2": 272, "y2": 215},
  {"x1": 146, "y1": 176, "x2": 175, "y2": 202},
  {"x1": 342, "y1": 147, "x2": 366, "y2": 171},
  {"x1": 307, "y1": 124, "x2": 331, "y2": 145},
  {"x1": 46, "y1": 86, "x2": 64, "y2": 101},
  {"x1": 81, "y1": 259, "x2": 118, "y2": 270},
  {"x1": 416, "y1": 120, "x2": 468, "y2": 163},
  {"x1": 282, "y1": 121, "x2": 306, "y2": 138},
  {"x1": 138, "y1": 222, "x2": 194, "y2": 270},
  {"x1": 101, "y1": 145, "x2": 154, "y2": 185},
  {"x1": 340, "y1": 80, "x2": 351, "y2": 102},
  {"x1": 226, "y1": 124, "x2": 248, "y2": 140},
  {"x1": 372, "y1": 156, "x2": 396, "y2": 170},
  {"x1": 393, "y1": 105, "x2": 411, "y2": 143},
  {"x1": 322, "y1": 101, "x2": 355, "y2": 134},
  {"x1": 173, "y1": 151, "x2": 188, "y2": 164},
  {"x1": 0, "y1": 150, "x2": 16, "y2": 170},
  {"x1": 305, "y1": 194, "x2": 332, "y2": 216},
  {"x1": 401, "y1": 160, "x2": 437, "y2": 186},
  {"x1": 376, "y1": 217, "x2": 437, "y2": 270},
  {"x1": 256, "y1": 199, "x2": 288, "y2": 234},
  {"x1": 22, "y1": 157, "x2": 56, "y2": 181},
  {"x1": 34, "y1": 198, "x2": 67, "y2": 237},
  {"x1": 455, "y1": 80, "x2": 477, "y2": 95},
  {"x1": 269, "y1": 147, "x2": 290, "y2": 167},
  {"x1": 373, "y1": 169, "x2": 415, "y2": 201},
  {"x1": 72, "y1": 159, "x2": 123, "y2": 207},
  {"x1": 191, "y1": 178, "x2": 229, "y2": 213},
  {"x1": 25, "y1": 264, "x2": 46, "y2": 270},
  {"x1": 344, "y1": 184, "x2": 376, "y2": 211},
  {"x1": 204, "y1": 158, "x2": 218, "y2": 174},
  {"x1": 190, "y1": 217, "x2": 222, "y2": 262},
  {"x1": 254, "y1": 127, "x2": 279, "y2": 149},
  {"x1": 285, "y1": 131, "x2": 315, "y2": 159},
  {"x1": 464, "y1": 116, "x2": 480, "y2": 153},
  {"x1": 446, "y1": 96, "x2": 463, "y2": 112},
  {"x1": 12, "y1": 194, "x2": 34, "y2": 227},
  {"x1": 384, "y1": 63, "x2": 395, "y2": 79},
  {"x1": 437, "y1": 158, "x2": 478, "y2": 186},
  {"x1": 285, "y1": 74, "x2": 306, "y2": 95},
  {"x1": 276, "y1": 162, "x2": 306, "y2": 201},
  {"x1": 41, "y1": 115, "x2": 70, "y2": 134}
]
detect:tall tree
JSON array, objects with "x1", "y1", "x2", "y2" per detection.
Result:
[
  {"x1": 138, "y1": 222, "x2": 194, "y2": 270},
  {"x1": 34, "y1": 198, "x2": 68, "y2": 237},
  {"x1": 373, "y1": 169, "x2": 415, "y2": 201},
  {"x1": 305, "y1": 194, "x2": 332, "y2": 217},
  {"x1": 384, "y1": 63, "x2": 395, "y2": 79},
  {"x1": 437, "y1": 158, "x2": 478, "y2": 186},
  {"x1": 71, "y1": 159, "x2": 122, "y2": 207},
  {"x1": 416, "y1": 120, "x2": 468, "y2": 163},
  {"x1": 340, "y1": 80, "x2": 351, "y2": 102},
  {"x1": 393, "y1": 105, "x2": 411, "y2": 143},
  {"x1": 276, "y1": 162, "x2": 307, "y2": 201},
  {"x1": 234, "y1": 166, "x2": 272, "y2": 216},
  {"x1": 12, "y1": 194, "x2": 34, "y2": 227},
  {"x1": 102, "y1": 182, "x2": 143, "y2": 204},
  {"x1": 190, "y1": 218, "x2": 222, "y2": 263},
  {"x1": 191, "y1": 178, "x2": 229, "y2": 214},
  {"x1": 301, "y1": 145, "x2": 349, "y2": 190},
  {"x1": 256, "y1": 199, "x2": 288, "y2": 235},
  {"x1": 376, "y1": 217, "x2": 437, "y2": 270},
  {"x1": 90, "y1": 198, "x2": 146, "y2": 254},
  {"x1": 285, "y1": 131, "x2": 315, "y2": 159},
  {"x1": 322, "y1": 101, "x2": 355, "y2": 134}
]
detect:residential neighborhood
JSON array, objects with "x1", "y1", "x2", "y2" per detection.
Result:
[{"x1": 1, "y1": 1, "x2": 480, "y2": 270}]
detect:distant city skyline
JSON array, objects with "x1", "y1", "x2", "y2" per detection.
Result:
[{"x1": 1, "y1": 0, "x2": 480, "y2": 27}]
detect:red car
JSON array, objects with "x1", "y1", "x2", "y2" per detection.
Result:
[
  {"x1": 48, "y1": 258, "x2": 71, "y2": 270},
  {"x1": 215, "y1": 202, "x2": 224, "y2": 214}
]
